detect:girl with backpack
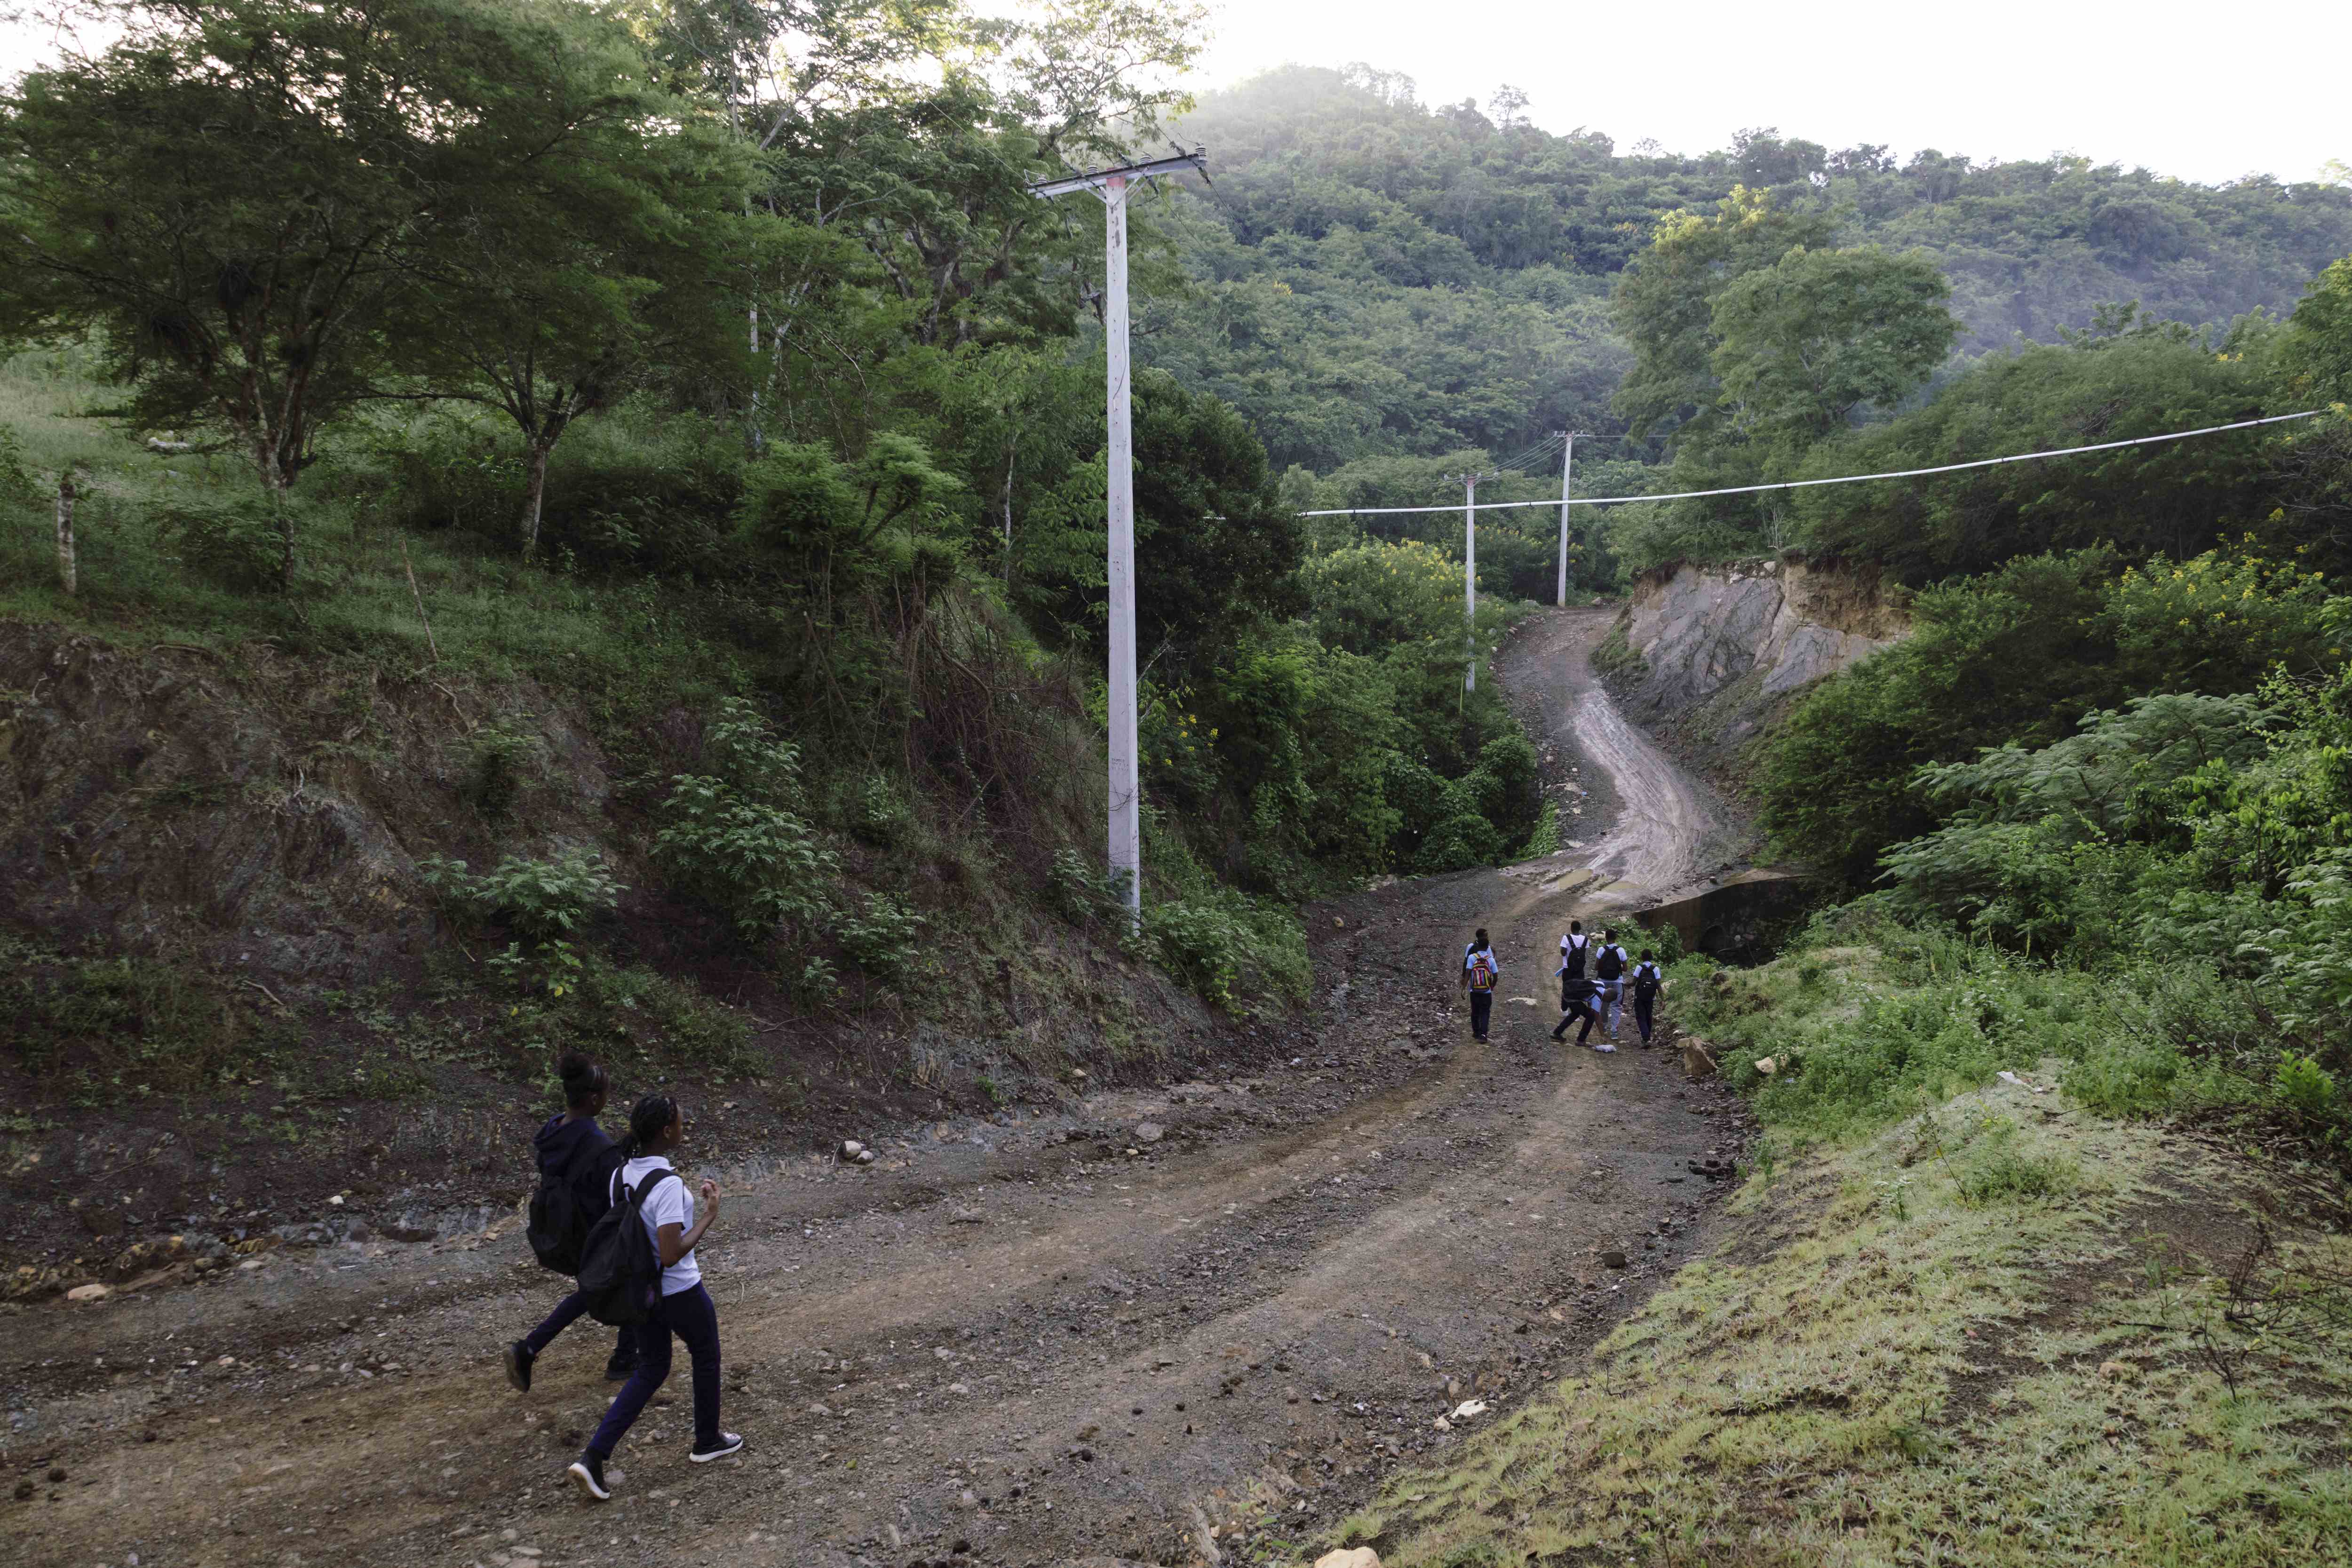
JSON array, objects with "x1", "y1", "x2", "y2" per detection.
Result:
[
  {"x1": 504, "y1": 1052, "x2": 636, "y2": 1393},
  {"x1": 568, "y1": 1094, "x2": 742, "y2": 1501},
  {"x1": 1629, "y1": 950, "x2": 1668, "y2": 1047},
  {"x1": 1557, "y1": 921, "x2": 1590, "y2": 1011},
  {"x1": 1461, "y1": 929, "x2": 1502, "y2": 1042},
  {"x1": 1591, "y1": 930, "x2": 1631, "y2": 1042}
]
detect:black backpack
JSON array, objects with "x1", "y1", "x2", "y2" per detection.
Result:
[
  {"x1": 1596, "y1": 945, "x2": 1626, "y2": 982},
  {"x1": 576, "y1": 1168, "x2": 676, "y2": 1327},
  {"x1": 1561, "y1": 935, "x2": 1588, "y2": 979},
  {"x1": 1633, "y1": 962, "x2": 1661, "y2": 999},
  {"x1": 526, "y1": 1169, "x2": 587, "y2": 1276}
]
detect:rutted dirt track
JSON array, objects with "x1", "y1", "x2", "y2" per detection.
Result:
[{"x1": 6, "y1": 608, "x2": 1759, "y2": 1568}]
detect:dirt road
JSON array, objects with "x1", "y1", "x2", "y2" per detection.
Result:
[{"x1": 6, "y1": 608, "x2": 1758, "y2": 1568}]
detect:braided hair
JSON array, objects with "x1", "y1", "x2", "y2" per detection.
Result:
[
  {"x1": 556, "y1": 1051, "x2": 608, "y2": 1110},
  {"x1": 619, "y1": 1093, "x2": 679, "y2": 1159}
]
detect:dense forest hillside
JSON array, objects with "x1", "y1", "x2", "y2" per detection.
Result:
[{"x1": 1141, "y1": 64, "x2": 2352, "y2": 475}]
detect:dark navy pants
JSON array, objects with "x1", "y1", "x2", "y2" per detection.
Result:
[
  {"x1": 1635, "y1": 993, "x2": 1657, "y2": 1043},
  {"x1": 1468, "y1": 989, "x2": 1493, "y2": 1039},
  {"x1": 522, "y1": 1288, "x2": 635, "y2": 1362},
  {"x1": 588, "y1": 1283, "x2": 723, "y2": 1458}
]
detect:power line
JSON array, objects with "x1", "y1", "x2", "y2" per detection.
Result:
[{"x1": 1300, "y1": 410, "x2": 2329, "y2": 518}]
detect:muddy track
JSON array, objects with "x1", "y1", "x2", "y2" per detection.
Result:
[{"x1": 5, "y1": 608, "x2": 1760, "y2": 1568}]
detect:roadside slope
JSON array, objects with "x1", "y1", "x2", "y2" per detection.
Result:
[{"x1": 3, "y1": 607, "x2": 1759, "y2": 1568}]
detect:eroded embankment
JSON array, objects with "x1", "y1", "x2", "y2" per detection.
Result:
[{"x1": 1598, "y1": 556, "x2": 1908, "y2": 790}]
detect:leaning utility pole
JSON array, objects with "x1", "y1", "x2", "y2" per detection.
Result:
[
  {"x1": 1029, "y1": 147, "x2": 1209, "y2": 919},
  {"x1": 1554, "y1": 432, "x2": 1587, "y2": 607},
  {"x1": 1445, "y1": 469, "x2": 1498, "y2": 692}
]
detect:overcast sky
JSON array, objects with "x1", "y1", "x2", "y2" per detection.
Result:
[
  {"x1": 1196, "y1": 0, "x2": 2347, "y2": 186},
  {"x1": 0, "y1": 0, "x2": 2339, "y2": 188}
]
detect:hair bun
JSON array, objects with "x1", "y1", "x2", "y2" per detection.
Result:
[{"x1": 557, "y1": 1051, "x2": 596, "y2": 1086}]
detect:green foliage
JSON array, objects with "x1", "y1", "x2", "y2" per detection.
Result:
[
  {"x1": 2280, "y1": 255, "x2": 2352, "y2": 403},
  {"x1": 1790, "y1": 321, "x2": 2299, "y2": 581},
  {"x1": 477, "y1": 944, "x2": 760, "y2": 1080},
  {"x1": 1761, "y1": 547, "x2": 2333, "y2": 885},
  {"x1": 0, "y1": 933, "x2": 300, "y2": 1093},
  {"x1": 1301, "y1": 539, "x2": 1461, "y2": 655},
  {"x1": 155, "y1": 493, "x2": 293, "y2": 594},
  {"x1": 1141, "y1": 889, "x2": 1311, "y2": 1012},
  {"x1": 651, "y1": 699, "x2": 839, "y2": 945},
  {"x1": 1708, "y1": 244, "x2": 1958, "y2": 457},
  {"x1": 457, "y1": 719, "x2": 547, "y2": 823},
  {"x1": 835, "y1": 893, "x2": 926, "y2": 980},
  {"x1": 418, "y1": 849, "x2": 624, "y2": 942},
  {"x1": 0, "y1": 424, "x2": 42, "y2": 504}
]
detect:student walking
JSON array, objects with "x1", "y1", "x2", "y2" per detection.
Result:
[
  {"x1": 1461, "y1": 929, "x2": 1502, "y2": 1042},
  {"x1": 1557, "y1": 921, "x2": 1590, "y2": 1011},
  {"x1": 506, "y1": 1052, "x2": 636, "y2": 1392},
  {"x1": 567, "y1": 1095, "x2": 742, "y2": 1501},
  {"x1": 1629, "y1": 951, "x2": 1667, "y2": 1047},
  {"x1": 1592, "y1": 930, "x2": 1631, "y2": 1042},
  {"x1": 1551, "y1": 969, "x2": 1608, "y2": 1051}
]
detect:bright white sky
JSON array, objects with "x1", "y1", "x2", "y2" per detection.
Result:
[
  {"x1": 0, "y1": 1, "x2": 2340, "y2": 187},
  {"x1": 1195, "y1": 0, "x2": 2348, "y2": 186}
]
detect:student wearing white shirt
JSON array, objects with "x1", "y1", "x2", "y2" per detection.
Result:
[
  {"x1": 1590, "y1": 928, "x2": 1631, "y2": 1042},
  {"x1": 1460, "y1": 928, "x2": 1502, "y2": 1042},
  {"x1": 568, "y1": 1095, "x2": 742, "y2": 1501}
]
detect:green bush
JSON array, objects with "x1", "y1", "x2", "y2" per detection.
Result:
[
  {"x1": 1143, "y1": 890, "x2": 1311, "y2": 1012},
  {"x1": 155, "y1": 492, "x2": 288, "y2": 592},
  {"x1": 416, "y1": 848, "x2": 622, "y2": 940},
  {"x1": 836, "y1": 892, "x2": 925, "y2": 979},
  {"x1": 456, "y1": 719, "x2": 547, "y2": 822},
  {"x1": 651, "y1": 698, "x2": 838, "y2": 943}
]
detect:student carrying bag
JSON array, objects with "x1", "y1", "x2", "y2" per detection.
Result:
[{"x1": 576, "y1": 1168, "x2": 676, "y2": 1327}]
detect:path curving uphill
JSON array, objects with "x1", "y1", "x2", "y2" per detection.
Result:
[{"x1": 8, "y1": 610, "x2": 1761, "y2": 1568}]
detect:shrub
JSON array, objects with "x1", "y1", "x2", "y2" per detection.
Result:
[
  {"x1": 1143, "y1": 890, "x2": 1311, "y2": 1011},
  {"x1": 457, "y1": 719, "x2": 547, "y2": 822},
  {"x1": 416, "y1": 849, "x2": 622, "y2": 940},
  {"x1": 837, "y1": 893, "x2": 925, "y2": 979},
  {"x1": 651, "y1": 698, "x2": 838, "y2": 944},
  {"x1": 155, "y1": 493, "x2": 287, "y2": 591}
]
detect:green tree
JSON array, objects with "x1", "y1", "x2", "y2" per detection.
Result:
[
  {"x1": 0, "y1": 0, "x2": 748, "y2": 585},
  {"x1": 386, "y1": 3, "x2": 771, "y2": 557},
  {"x1": 1611, "y1": 187, "x2": 1837, "y2": 445},
  {"x1": 2280, "y1": 254, "x2": 2352, "y2": 404},
  {"x1": 1708, "y1": 245, "x2": 1957, "y2": 463}
]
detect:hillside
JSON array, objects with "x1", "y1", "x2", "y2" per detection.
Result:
[{"x1": 1141, "y1": 64, "x2": 2352, "y2": 474}]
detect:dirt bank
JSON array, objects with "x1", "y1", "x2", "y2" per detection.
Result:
[{"x1": 4, "y1": 608, "x2": 1760, "y2": 1568}]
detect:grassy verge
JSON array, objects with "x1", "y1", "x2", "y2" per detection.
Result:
[
  {"x1": 1320, "y1": 920, "x2": 2352, "y2": 1567},
  {"x1": 1338, "y1": 1077, "x2": 2352, "y2": 1566}
]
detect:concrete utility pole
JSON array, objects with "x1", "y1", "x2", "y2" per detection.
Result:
[
  {"x1": 1555, "y1": 432, "x2": 1586, "y2": 607},
  {"x1": 1445, "y1": 469, "x2": 1497, "y2": 692},
  {"x1": 1029, "y1": 148, "x2": 1209, "y2": 919}
]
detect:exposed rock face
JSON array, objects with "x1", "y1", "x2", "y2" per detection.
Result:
[
  {"x1": 1601, "y1": 557, "x2": 1908, "y2": 784},
  {"x1": 1622, "y1": 557, "x2": 1907, "y2": 713}
]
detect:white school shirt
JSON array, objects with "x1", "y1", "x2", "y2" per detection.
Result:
[
  {"x1": 1559, "y1": 933, "x2": 1589, "y2": 965},
  {"x1": 615, "y1": 1154, "x2": 700, "y2": 1296}
]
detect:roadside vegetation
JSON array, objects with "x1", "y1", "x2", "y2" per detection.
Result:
[{"x1": 0, "y1": 0, "x2": 1566, "y2": 1163}]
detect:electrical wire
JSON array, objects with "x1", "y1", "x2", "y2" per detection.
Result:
[{"x1": 1296, "y1": 410, "x2": 2331, "y2": 518}]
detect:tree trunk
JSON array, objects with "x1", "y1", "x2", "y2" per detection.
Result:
[
  {"x1": 54, "y1": 471, "x2": 76, "y2": 597},
  {"x1": 254, "y1": 444, "x2": 297, "y2": 592},
  {"x1": 521, "y1": 438, "x2": 554, "y2": 560}
]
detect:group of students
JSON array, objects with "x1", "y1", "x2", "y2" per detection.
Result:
[
  {"x1": 1460, "y1": 920, "x2": 1666, "y2": 1051},
  {"x1": 505, "y1": 1051, "x2": 741, "y2": 1503}
]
